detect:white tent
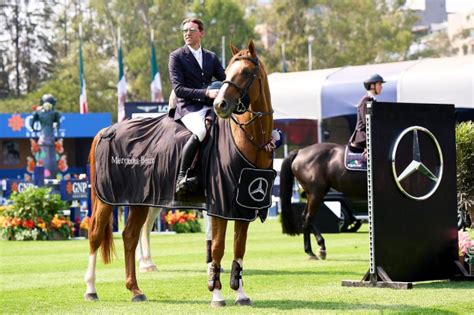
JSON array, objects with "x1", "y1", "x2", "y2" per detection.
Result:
[
  {"x1": 268, "y1": 68, "x2": 340, "y2": 120},
  {"x1": 268, "y1": 55, "x2": 474, "y2": 121},
  {"x1": 397, "y1": 55, "x2": 474, "y2": 108}
]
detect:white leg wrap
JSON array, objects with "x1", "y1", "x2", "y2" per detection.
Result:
[
  {"x1": 212, "y1": 289, "x2": 225, "y2": 302},
  {"x1": 84, "y1": 252, "x2": 97, "y2": 294},
  {"x1": 204, "y1": 211, "x2": 212, "y2": 241}
]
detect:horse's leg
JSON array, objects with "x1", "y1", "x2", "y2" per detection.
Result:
[
  {"x1": 232, "y1": 220, "x2": 252, "y2": 306},
  {"x1": 204, "y1": 211, "x2": 212, "y2": 264},
  {"x1": 304, "y1": 225, "x2": 318, "y2": 260},
  {"x1": 122, "y1": 206, "x2": 149, "y2": 301},
  {"x1": 137, "y1": 207, "x2": 159, "y2": 272},
  {"x1": 208, "y1": 216, "x2": 227, "y2": 307},
  {"x1": 84, "y1": 200, "x2": 113, "y2": 301},
  {"x1": 309, "y1": 221, "x2": 327, "y2": 260},
  {"x1": 304, "y1": 190, "x2": 327, "y2": 260}
]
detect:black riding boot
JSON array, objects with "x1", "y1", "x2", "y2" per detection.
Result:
[{"x1": 176, "y1": 134, "x2": 200, "y2": 195}]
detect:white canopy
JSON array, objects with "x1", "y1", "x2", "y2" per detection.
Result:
[
  {"x1": 268, "y1": 68, "x2": 340, "y2": 120},
  {"x1": 397, "y1": 55, "x2": 474, "y2": 108},
  {"x1": 268, "y1": 56, "x2": 473, "y2": 121}
]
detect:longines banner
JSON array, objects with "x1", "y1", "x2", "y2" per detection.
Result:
[
  {"x1": 0, "y1": 113, "x2": 112, "y2": 138},
  {"x1": 369, "y1": 102, "x2": 457, "y2": 282}
]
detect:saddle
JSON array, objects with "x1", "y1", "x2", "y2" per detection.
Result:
[{"x1": 344, "y1": 145, "x2": 367, "y2": 171}]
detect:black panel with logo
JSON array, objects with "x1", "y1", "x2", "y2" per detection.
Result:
[{"x1": 370, "y1": 102, "x2": 458, "y2": 282}]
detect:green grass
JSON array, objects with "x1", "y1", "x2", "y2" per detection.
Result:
[{"x1": 1, "y1": 219, "x2": 473, "y2": 314}]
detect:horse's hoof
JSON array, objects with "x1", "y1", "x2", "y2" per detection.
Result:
[
  {"x1": 308, "y1": 255, "x2": 319, "y2": 260},
  {"x1": 131, "y1": 294, "x2": 148, "y2": 302},
  {"x1": 318, "y1": 250, "x2": 327, "y2": 260},
  {"x1": 139, "y1": 265, "x2": 157, "y2": 273},
  {"x1": 235, "y1": 298, "x2": 252, "y2": 306},
  {"x1": 210, "y1": 300, "x2": 226, "y2": 308},
  {"x1": 84, "y1": 293, "x2": 99, "y2": 301}
]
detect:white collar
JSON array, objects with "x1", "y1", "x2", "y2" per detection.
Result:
[
  {"x1": 187, "y1": 45, "x2": 202, "y2": 55},
  {"x1": 367, "y1": 91, "x2": 377, "y2": 100}
]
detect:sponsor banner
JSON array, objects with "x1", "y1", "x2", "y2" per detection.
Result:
[
  {"x1": 2, "y1": 179, "x2": 35, "y2": 198},
  {"x1": 60, "y1": 179, "x2": 89, "y2": 201},
  {"x1": 0, "y1": 113, "x2": 112, "y2": 139},
  {"x1": 124, "y1": 101, "x2": 168, "y2": 119}
]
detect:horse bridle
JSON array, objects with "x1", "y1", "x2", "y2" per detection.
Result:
[
  {"x1": 223, "y1": 55, "x2": 274, "y2": 151},
  {"x1": 223, "y1": 55, "x2": 260, "y2": 114}
]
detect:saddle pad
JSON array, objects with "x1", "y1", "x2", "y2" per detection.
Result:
[
  {"x1": 344, "y1": 146, "x2": 367, "y2": 171},
  {"x1": 235, "y1": 168, "x2": 277, "y2": 210},
  {"x1": 94, "y1": 115, "x2": 275, "y2": 221}
]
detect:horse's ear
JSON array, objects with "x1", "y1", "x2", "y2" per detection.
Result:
[
  {"x1": 230, "y1": 44, "x2": 240, "y2": 56},
  {"x1": 248, "y1": 40, "x2": 257, "y2": 58}
]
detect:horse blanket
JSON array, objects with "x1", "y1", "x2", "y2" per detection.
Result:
[{"x1": 94, "y1": 114, "x2": 276, "y2": 221}]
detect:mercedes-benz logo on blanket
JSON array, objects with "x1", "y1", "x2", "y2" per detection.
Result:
[
  {"x1": 391, "y1": 126, "x2": 443, "y2": 201},
  {"x1": 248, "y1": 177, "x2": 268, "y2": 202}
]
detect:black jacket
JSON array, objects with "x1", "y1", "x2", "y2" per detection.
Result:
[
  {"x1": 348, "y1": 94, "x2": 375, "y2": 149},
  {"x1": 168, "y1": 45, "x2": 226, "y2": 120}
]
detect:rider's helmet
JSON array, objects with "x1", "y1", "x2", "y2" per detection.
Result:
[
  {"x1": 40, "y1": 94, "x2": 57, "y2": 108},
  {"x1": 363, "y1": 74, "x2": 386, "y2": 90}
]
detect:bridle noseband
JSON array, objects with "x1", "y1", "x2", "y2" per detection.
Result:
[
  {"x1": 223, "y1": 56, "x2": 260, "y2": 114},
  {"x1": 222, "y1": 55, "x2": 274, "y2": 151}
]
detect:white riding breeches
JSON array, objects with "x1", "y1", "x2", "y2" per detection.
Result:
[{"x1": 180, "y1": 107, "x2": 210, "y2": 142}]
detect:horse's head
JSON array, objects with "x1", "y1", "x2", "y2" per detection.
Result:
[{"x1": 214, "y1": 41, "x2": 263, "y2": 119}]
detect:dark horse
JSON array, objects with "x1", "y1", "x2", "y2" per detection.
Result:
[
  {"x1": 84, "y1": 41, "x2": 273, "y2": 307},
  {"x1": 279, "y1": 143, "x2": 366, "y2": 259}
]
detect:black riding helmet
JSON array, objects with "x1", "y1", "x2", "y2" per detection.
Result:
[
  {"x1": 40, "y1": 94, "x2": 57, "y2": 107},
  {"x1": 363, "y1": 74, "x2": 386, "y2": 90}
]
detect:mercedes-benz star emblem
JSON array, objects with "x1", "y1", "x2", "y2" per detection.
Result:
[
  {"x1": 391, "y1": 126, "x2": 443, "y2": 201},
  {"x1": 248, "y1": 177, "x2": 268, "y2": 202}
]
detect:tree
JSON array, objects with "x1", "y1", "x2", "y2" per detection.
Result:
[
  {"x1": 192, "y1": 0, "x2": 255, "y2": 66},
  {"x1": 253, "y1": 0, "x2": 417, "y2": 73},
  {"x1": 0, "y1": 0, "x2": 59, "y2": 96}
]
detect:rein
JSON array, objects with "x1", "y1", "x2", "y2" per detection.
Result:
[{"x1": 224, "y1": 55, "x2": 274, "y2": 151}]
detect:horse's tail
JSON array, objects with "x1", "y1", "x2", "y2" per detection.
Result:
[
  {"x1": 88, "y1": 129, "x2": 115, "y2": 264},
  {"x1": 280, "y1": 150, "x2": 302, "y2": 235}
]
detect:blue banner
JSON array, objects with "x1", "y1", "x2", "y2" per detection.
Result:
[
  {"x1": 2, "y1": 179, "x2": 35, "y2": 198},
  {"x1": 0, "y1": 113, "x2": 112, "y2": 138},
  {"x1": 60, "y1": 179, "x2": 89, "y2": 201}
]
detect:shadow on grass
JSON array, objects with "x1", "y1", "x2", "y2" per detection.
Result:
[
  {"x1": 142, "y1": 298, "x2": 458, "y2": 314},
  {"x1": 252, "y1": 299, "x2": 456, "y2": 314},
  {"x1": 158, "y1": 267, "x2": 364, "y2": 277},
  {"x1": 144, "y1": 298, "x2": 210, "y2": 305},
  {"x1": 414, "y1": 280, "x2": 474, "y2": 289}
]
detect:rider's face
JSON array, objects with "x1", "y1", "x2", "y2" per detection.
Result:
[
  {"x1": 374, "y1": 82, "x2": 383, "y2": 95},
  {"x1": 182, "y1": 22, "x2": 204, "y2": 49}
]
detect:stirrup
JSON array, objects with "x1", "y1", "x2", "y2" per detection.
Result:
[
  {"x1": 176, "y1": 172, "x2": 199, "y2": 195},
  {"x1": 208, "y1": 263, "x2": 222, "y2": 291},
  {"x1": 230, "y1": 260, "x2": 243, "y2": 290}
]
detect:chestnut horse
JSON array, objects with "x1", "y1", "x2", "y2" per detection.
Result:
[
  {"x1": 279, "y1": 144, "x2": 366, "y2": 259},
  {"x1": 84, "y1": 41, "x2": 273, "y2": 307}
]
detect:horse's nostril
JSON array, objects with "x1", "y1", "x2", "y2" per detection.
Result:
[{"x1": 218, "y1": 100, "x2": 227, "y2": 112}]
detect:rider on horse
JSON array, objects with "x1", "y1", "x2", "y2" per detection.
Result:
[
  {"x1": 348, "y1": 74, "x2": 385, "y2": 154},
  {"x1": 168, "y1": 18, "x2": 226, "y2": 196}
]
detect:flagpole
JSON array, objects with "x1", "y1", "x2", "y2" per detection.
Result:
[
  {"x1": 117, "y1": 27, "x2": 127, "y2": 122},
  {"x1": 78, "y1": 23, "x2": 88, "y2": 114},
  {"x1": 150, "y1": 29, "x2": 164, "y2": 103}
]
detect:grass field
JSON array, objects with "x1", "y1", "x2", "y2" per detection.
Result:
[{"x1": 1, "y1": 218, "x2": 473, "y2": 314}]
